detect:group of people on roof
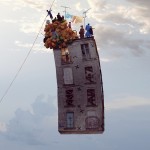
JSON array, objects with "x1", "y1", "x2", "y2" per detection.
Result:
[
  {"x1": 79, "y1": 23, "x2": 93, "y2": 39},
  {"x1": 46, "y1": 11, "x2": 94, "y2": 42},
  {"x1": 47, "y1": 10, "x2": 65, "y2": 23},
  {"x1": 44, "y1": 11, "x2": 78, "y2": 49}
]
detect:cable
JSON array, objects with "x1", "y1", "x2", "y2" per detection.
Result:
[
  {"x1": 0, "y1": 0, "x2": 56, "y2": 104},
  {"x1": 49, "y1": 0, "x2": 56, "y2": 10},
  {"x1": 0, "y1": 15, "x2": 47, "y2": 104}
]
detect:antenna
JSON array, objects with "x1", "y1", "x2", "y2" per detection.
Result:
[
  {"x1": 83, "y1": 8, "x2": 91, "y2": 28},
  {"x1": 61, "y1": 6, "x2": 70, "y2": 19}
]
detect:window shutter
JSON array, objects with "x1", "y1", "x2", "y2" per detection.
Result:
[{"x1": 63, "y1": 68, "x2": 73, "y2": 84}]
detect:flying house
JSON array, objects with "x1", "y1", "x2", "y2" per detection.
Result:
[{"x1": 53, "y1": 37, "x2": 104, "y2": 134}]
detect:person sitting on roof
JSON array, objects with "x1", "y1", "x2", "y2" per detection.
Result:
[
  {"x1": 79, "y1": 25, "x2": 85, "y2": 38},
  {"x1": 47, "y1": 10, "x2": 53, "y2": 20},
  {"x1": 85, "y1": 23, "x2": 91, "y2": 37},
  {"x1": 62, "y1": 15, "x2": 64, "y2": 21},
  {"x1": 52, "y1": 17, "x2": 57, "y2": 23}
]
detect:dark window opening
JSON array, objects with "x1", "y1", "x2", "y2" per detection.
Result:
[
  {"x1": 87, "y1": 89, "x2": 96, "y2": 107},
  {"x1": 65, "y1": 89, "x2": 74, "y2": 107},
  {"x1": 85, "y1": 66, "x2": 95, "y2": 83},
  {"x1": 81, "y1": 44, "x2": 90, "y2": 59}
]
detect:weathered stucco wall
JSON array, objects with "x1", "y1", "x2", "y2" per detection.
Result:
[{"x1": 53, "y1": 38, "x2": 104, "y2": 134}]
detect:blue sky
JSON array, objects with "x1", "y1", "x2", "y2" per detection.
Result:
[{"x1": 0, "y1": 0, "x2": 150, "y2": 149}]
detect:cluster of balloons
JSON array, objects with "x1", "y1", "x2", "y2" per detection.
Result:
[{"x1": 43, "y1": 20, "x2": 78, "y2": 49}]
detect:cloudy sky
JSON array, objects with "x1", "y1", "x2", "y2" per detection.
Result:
[{"x1": 0, "y1": 0, "x2": 150, "y2": 149}]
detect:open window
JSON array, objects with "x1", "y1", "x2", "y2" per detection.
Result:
[
  {"x1": 81, "y1": 43, "x2": 90, "y2": 59},
  {"x1": 61, "y1": 48, "x2": 71, "y2": 63}
]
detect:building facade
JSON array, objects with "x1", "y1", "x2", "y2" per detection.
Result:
[{"x1": 53, "y1": 37, "x2": 104, "y2": 134}]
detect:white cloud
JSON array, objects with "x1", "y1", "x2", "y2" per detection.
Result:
[
  {"x1": 87, "y1": 0, "x2": 107, "y2": 11},
  {"x1": 94, "y1": 24, "x2": 148, "y2": 56},
  {"x1": 100, "y1": 58, "x2": 111, "y2": 62},
  {"x1": 15, "y1": 41, "x2": 33, "y2": 48},
  {"x1": 86, "y1": 0, "x2": 150, "y2": 56},
  {"x1": 18, "y1": 14, "x2": 47, "y2": 34},
  {"x1": 127, "y1": 6, "x2": 150, "y2": 34},
  {"x1": 75, "y1": 2, "x2": 82, "y2": 11},
  {"x1": 87, "y1": 0, "x2": 150, "y2": 34},
  {"x1": 20, "y1": 22, "x2": 39, "y2": 34},
  {"x1": 2, "y1": 95, "x2": 57, "y2": 145},
  {"x1": 1, "y1": 16, "x2": 46, "y2": 35},
  {"x1": 106, "y1": 96, "x2": 150, "y2": 111},
  {"x1": 2, "y1": 19, "x2": 18, "y2": 23},
  {"x1": 0, "y1": 1, "x2": 49, "y2": 35},
  {"x1": 15, "y1": 40, "x2": 51, "y2": 53},
  {"x1": 127, "y1": 0, "x2": 150, "y2": 7},
  {"x1": 0, "y1": 0, "x2": 50, "y2": 11}
]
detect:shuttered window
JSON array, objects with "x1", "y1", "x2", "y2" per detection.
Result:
[
  {"x1": 81, "y1": 43, "x2": 90, "y2": 59},
  {"x1": 63, "y1": 68, "x2": 73, "y2": 85}
]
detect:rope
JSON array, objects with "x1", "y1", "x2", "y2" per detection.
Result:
[
  {"x1": 49, "y1": 0, "x2": 56, "y2": 11},
  {"x1": 0, "y1": 0, "x2": 56, "y2": 104},
  {"x1": 0, "y1": 15, "x2": 47, "y2": 104}
]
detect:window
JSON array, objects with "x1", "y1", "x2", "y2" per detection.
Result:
[
  {"x1": 87, "y1": 89, "x2": 96, "y2": 106},
  {"x1": 66, "y1": 112, "x2": 74, "y2": 128},
  {"x1": 81, "y1": 43, "x2": 90, "y2": 59},
  {"x1": 85, "y1": 66, "x2": 95, "y2": 83},
  {"x1": 85, "y1": 116, "x2": 99, "y2": 129},
  {"x1": 63, "y1": 68, "x2": 73, "y2": 85},
  {"x1": 61, "y1": 48, "x2": 71, "y2": 63},
  {"x1": 86, "y1": 111, "x2": 99, "y2": 129},
  {"x1": 65, "y1": 89, "x2": 74, "y2": 107}
]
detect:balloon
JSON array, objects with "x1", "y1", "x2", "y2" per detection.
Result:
[{"x1": 43, "y1": 19, "x2": 79, "y2": 49}]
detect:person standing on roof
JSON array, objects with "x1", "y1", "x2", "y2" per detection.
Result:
[
  {"x1": 79, "y1": 25, "x2": 85, "y2": 38},
  {"x1": 85, "y1": 23, "x2": 91, "y2": 37},
  {"x1": 57, "y1": 13, "x2": 62, "y2": 21},
  {"x1": 89, "y1": 26, "x2": 93, "y2": 36},
  {"x1": 47, "y1": 10, "x2": 53, "y2": 20}
]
